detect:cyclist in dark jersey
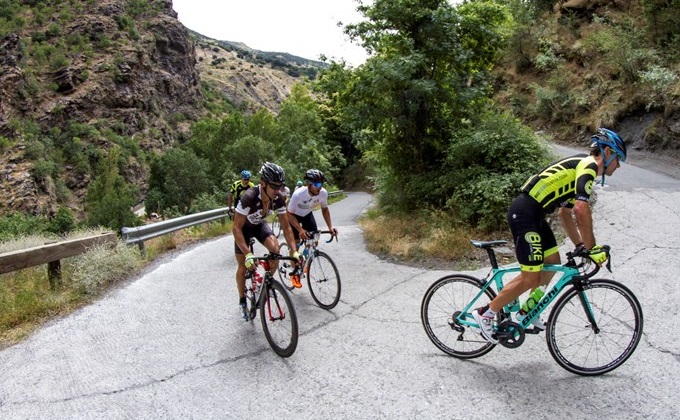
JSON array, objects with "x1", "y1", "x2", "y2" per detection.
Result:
[
  {"x1": 227, "y1": 170, "x2": 255, "y2": 219},
  {"x1": 232, "y1": 162, "x2": 299, "y2": 320},
  {"x1": 473, "y1": 128, "x2": 627, "y2": 344}
]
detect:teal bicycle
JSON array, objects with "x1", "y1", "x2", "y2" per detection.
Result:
[{"x1": 421, "y1": 240, "x2": 643, "y2": 376}]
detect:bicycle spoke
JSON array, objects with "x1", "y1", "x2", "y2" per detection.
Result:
[
  {"x1": 261, "y1": 280, "x2": 298, "y2": 357},
  {"x1": 546, "y1": 280, "x2": 642, "y2": 375},
  {"x1": 306, "y1": 252, "x2": 341, "y2": 309},
  {"x1": 421, "y1": 275, "x2": 496, "y2": 359}
]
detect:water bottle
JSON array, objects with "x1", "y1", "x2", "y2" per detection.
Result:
[{"x1": 518, "y1": 287, "x2": 545, "y2": 316}]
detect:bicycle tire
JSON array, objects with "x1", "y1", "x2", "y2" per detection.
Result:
[
  {"x1": 546, "y1": 279, "x2": 643, "y2": 376},
  {"x1": 271, "y1": 216, "x2": 281, "y2": 238},
  {"x1": 276, "y1": 242, "x2": 294, "y2": 287},
  {"x1": 260, "y1": 279, "x2": 298, "y2": 357},
  {"x1": 420, "y1": 274, "x2": 497, "y2": 358},
  {"x1": 306, "y1": 251, "x2": 341, "y2": 309}
]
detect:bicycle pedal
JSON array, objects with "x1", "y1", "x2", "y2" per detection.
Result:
[{"x1": 524, "y1": 327, "x2": 542, "y2": 335}]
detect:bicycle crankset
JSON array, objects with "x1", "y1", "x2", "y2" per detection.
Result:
[{"x1": 496, "y1": 320, "x2": 525, "y2": 348}]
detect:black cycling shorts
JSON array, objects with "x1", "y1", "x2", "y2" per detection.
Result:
[
  {"x1": 291, "y1": 213, "x2": 318, "y2": 241},
  {"x1": 507, "y1": 193, "x2": 558, "y2": 272},
  {"x1": 234, "y1": 222, "x2": 274, "y2": 254}
]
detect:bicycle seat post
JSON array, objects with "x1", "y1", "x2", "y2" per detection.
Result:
[{"x1": 486, "y1": 248, "x2": 499, "y2": 270}]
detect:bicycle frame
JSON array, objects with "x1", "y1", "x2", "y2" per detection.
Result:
[
  {"x1": 456, "y1": 262, "x2": 585, "y2": 331},
  {"x1": 298, "y1": 231, "x2": 335, "y2": 270}
]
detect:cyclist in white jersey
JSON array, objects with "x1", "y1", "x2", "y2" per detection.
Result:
[{"x1": 286, "y1": 169, "x2": 338, "y2": 242}]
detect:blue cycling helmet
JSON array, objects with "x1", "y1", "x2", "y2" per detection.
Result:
[
  {"x1": 590, "y1": 128, "x2": 626, "y2": 185},
  {"x1": 591, "y1": 128, "x2": 626, "y2": 163},
  {"x1": 240, "y1": 170, "x2": 251, "y2": 180}
]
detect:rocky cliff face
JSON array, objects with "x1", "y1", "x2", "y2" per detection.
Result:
[{"x1": 0, "y1": 0, "x2": 202, "y2": 218}]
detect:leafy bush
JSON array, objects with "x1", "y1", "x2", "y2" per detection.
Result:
[
  {"x1": 582, "y1": 19, "x2": 658, "y2": 83},
  {"x1": 48, "y1": 206, "x2": 76, "y2": 234},
  {"x1": 442, "y1": 111, "x2": 553, "y2": 231},
  {"x1": 638, "y1": 65, "x2": 679, "y2": 110},
  {"x1": 0, "y1": 213, "x2": 51, "y2": 242}
]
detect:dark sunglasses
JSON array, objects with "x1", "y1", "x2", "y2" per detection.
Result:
[
  {"x1": 311, "y1": 182, "x2": 323, "y2": 188},
  {"x1": 268, "y1": 182, "x2": 283, "y2": 191}
]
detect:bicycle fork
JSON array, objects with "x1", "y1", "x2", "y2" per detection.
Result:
[
  {"x1": 574, "y1": 285, "x2": 601, "y2": 334},
  {"x1": 263, "y1": 282, "x2": 287, "y2": 321}
]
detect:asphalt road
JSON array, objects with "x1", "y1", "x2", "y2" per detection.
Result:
[{"x1": 1, "y1": 155, "x2": 679, "y2": 419}]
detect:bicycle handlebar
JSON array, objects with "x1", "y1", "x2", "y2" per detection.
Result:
[
  {"x1": 301, "y1": 230, "x2": 338, "y2": 244},
  {"x1": 250, "y1": 253, "x2": 299, "y2": 264},
  {"x1": 565, "y1": 244, "x2": 612, "y2": 278}
]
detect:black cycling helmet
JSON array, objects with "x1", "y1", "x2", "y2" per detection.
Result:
[
  {"x1": 590, "y1": 128, "x2": 626, "y2": 163},
  {"x1": 259, "y1": 162, "x2": 285, "y2": 184},
  {"x1": 304, "y1": 169, "x2": 325, "y2": 183}
]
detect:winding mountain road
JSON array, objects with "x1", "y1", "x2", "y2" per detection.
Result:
[{"x1": 1, "y1": 154, "x2": 679, "y2": 419}]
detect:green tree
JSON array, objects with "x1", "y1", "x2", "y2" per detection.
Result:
[
  {"x1": 320, "y1": 0, "x2": 513, "y2": 209},
  {"x1": 145, "y1": 148, "x2": 211, "y2": 215},
  {"x1": 276, "y1": 84, "x2": 344, "y2": 180},
  {"x1": 86, "y1": 147, "x2": 138, "y2": 232}
]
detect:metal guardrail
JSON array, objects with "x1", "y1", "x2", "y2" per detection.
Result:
[
  {"x1": 121, "y1": 208, "x2": 228, "y2": 250},
  {"x1": 121, "y1": 190, "x2": 344, "y2": 251}
]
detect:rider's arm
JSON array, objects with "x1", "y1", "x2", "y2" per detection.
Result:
[
  {"x1": 232, "y1": 213, "x2": 251, "y2": 255},
  {"x1": 558, "y1": 207, "x2": 582, "y2": 247},
  {"x1": 278, "y1": 211, "x2": 298, "y2": 255},
  {"x1": 226, "y1": 193, "x2": 233, "y2": 209},
  {"x1": 320, "y1": 207, "x2": 336, "y2": 235},
  {"x1": 572, "y1": 200, "x2": 596, "y2": 249}
]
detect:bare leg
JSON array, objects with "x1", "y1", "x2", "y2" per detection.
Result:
[
  {"x1": 489, "y1": 252, "x2": 561, "y2": 312},
  {"x1": 235, "y1": 253, "x2": 246, "y2": 298},
  {"x1": 262, "y1": 235, "x2": 281, "y2": 275}
]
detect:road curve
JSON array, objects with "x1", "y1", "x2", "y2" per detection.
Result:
[{"x1": 1, "y1": 164, "x2": 679, "y2": 419}]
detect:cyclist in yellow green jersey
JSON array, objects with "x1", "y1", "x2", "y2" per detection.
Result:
[
  {"x1": 473, "y1": 128, "x2": 627, "y2": 344},
  {"x1": 227, "y1": 170, "x2": 255, "y2": 218}
]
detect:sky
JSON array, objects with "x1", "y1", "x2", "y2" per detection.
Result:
[{"x1": 171, "y1": 0, "x2": 369, "y2": 67}]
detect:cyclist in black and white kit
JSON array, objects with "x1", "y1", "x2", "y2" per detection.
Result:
[{"x1": 233, "y1": 162, "x2": 299, "y2": 320}]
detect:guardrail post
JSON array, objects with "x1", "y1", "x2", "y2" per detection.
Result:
[{"x1": 48, "y1": 260, "x2": 62, "y2": 289}]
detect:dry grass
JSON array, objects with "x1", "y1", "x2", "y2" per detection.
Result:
[{"x1": 359, "y1": 208, "x2": 512, "y2": 270}]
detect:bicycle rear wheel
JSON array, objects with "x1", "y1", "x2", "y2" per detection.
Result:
[
  {"x1": 306, "y1": 251, "x2": 341, "y2": 309},
  {"x1": 546, "y1": 279, "x2": 643, "y2": 376},
  {"x1": 260, "y1": 279, "x2": 298, "y2": 357},
  {"x1": 270, "y1": 216, "x2": 281, "y2": 238},
  {"x1": 421, "y1": 274, "x2": 497, "y2": 358}
]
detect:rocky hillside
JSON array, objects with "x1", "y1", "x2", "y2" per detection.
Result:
[
  {"x1": 493, "y1": 0, "x2": 680, "y2": 157},
  {"x1": 191, "y1": 33, "x2": 325, "y2": 115},
  {"x1": 0, "y1": 0, "x2": 318, "y2": 220}
]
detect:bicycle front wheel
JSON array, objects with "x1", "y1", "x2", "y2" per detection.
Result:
[
  {"x1": 260, "y1": 279, "x2": 298, "y2": 357},
  {"x1": 306, "y1": 251, "x2": 341, "y2": 309},
  {"x1": 420, "y1": 274, "x2": 496, "y2": 358},
  {"x1": 546, "y1": 279, "x2": 643, "y2": 376},
  {"x1": 244, "y1": 274, "x2": 258, "y2": 321}
]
